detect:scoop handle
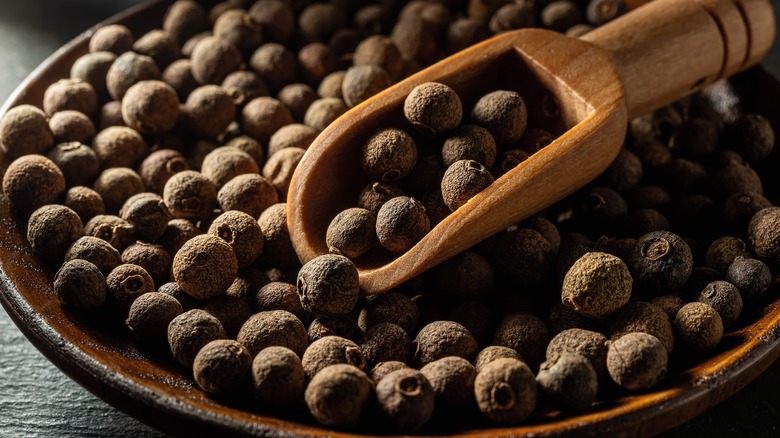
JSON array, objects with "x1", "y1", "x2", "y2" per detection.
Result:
[{"x1": 582, "y1": 0, "x2": 775, "y2": 119}]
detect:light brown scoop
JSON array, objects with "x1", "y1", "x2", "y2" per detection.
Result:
[{"x1": 288, "y1": 0, "x2": 775, "y2": 294}]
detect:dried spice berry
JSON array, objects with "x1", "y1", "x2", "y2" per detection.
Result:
[
  {"x1": 342, "y1": 65, "x2": 393, "y2": 108},
  {"x1": 404, "y1": 82, "x2": 462, "y2": 137},
  {"x1": 84, "y1": 214, "x2": 136, "y2": 251},
  {"x1": 2, "y1": 154, "x2": 65, "y2": 214},
  {"x1": 92, "y1": 126, "x2": 149, "y2": 169},
  {"x1": 251, "y1": 346, "x2": 305, "y2": 406},
  {"x1": 326, "y1": 208, "x2": 377, "y2": 259},
  {"x1": 474, "y1": 358, "x2": 537, "y2": 424},
  {"x1": 173, "y1": 234, "x2": 238, "y2": 300},
  {"x1": 207, "y1": 210, "x2": 263, "y2": 269},
  {"x1": 606, "y1": 332, "x2": 667, "y2": 390},
  {"x1": 304, "y1": 97, "x2": 348, "y2": 131},
  {"x1": 163, "y1": 0, "x2": 209, "y2": 45},
  {"x1": 106, "y1": 263, "x2": 155, "y2": 316},
  {"x1": 376, "y1": 196, "x2": 430, "y2": 254},
  {"x1": 247, "y1": 0, "x2": 294, "y2": 43},
  {"x1": 495, "y1": 228, "x2": 555, "y2": 288},
  {"x1": 696, "y1": 280, "x2": 743, "y2": 326},
  {"x1": 712, "y1": 162, "x2": 763, "y2": 199},
  {"x1": 358, "y1": 291, "x2": 419, "y2": 333},
  {"x1": 610, "y1": 301, "x2": 675, "y2": 354},
  {"x1": 357, "y1": 181, "x2": 404, "y2": 214},
  {"x1": 669, "y1": 117, "x2": 719, "y2": 158},
  {"x1": 92, "y1": 167, "x2": 145, "y2": 214},
  {"x1": 391, "y1": 16, "x2": 438, "y2": 66},
  {"x1": 27, "y1": 205, "x2": 83, "y2": 262},
  {"x1": 489, "y1": 3, "x2": 536, "y2": 33},
  {"x1": 562, "y1": 252, "x2": 632, "y2": 318},
  {"x1": 223, "y1": 71, "x2": 270, "y2": 108},
  {"x1": 258, "y1": 203, "x2": 300, "y2": 267},
  {"x1": 308, "y1": 316, "x2": 363, "y2": 344},
  {"x1": 546, "y1": 302, "x2": 602, "y2": 335},
  {"x1": 121, "y1": 80, "x2": 180, "y2": 135},
  {"x1": 537, "y1": 352, "x2": 597, "y2": 412},
  {"x1": 725, "y1": 256, "x2": 772, "y2": 302},
  {"x1": 298, "y1": 42, "x2": 338, "y2": 87},
  {"x1": 132, "y1": 29, "x2": 181, "y2": 69},
  {"x1": 242, "y1": 96, "x2": 294, "y2": 144},
  {"x1": 64, "y1": 235, "x2": 122, "y2": 276},
  {"x1": 302, "y1": 335, "x2": 367, "y2": 380},
  {"x1": 53, "y1": 259, "x2": 106, "y2": 310},
  {"x1": 370, "y1": 361, "x2": 409, "y2": 384},
  {"x1": 435, "y1": 251, "x2": 495, "y2": 298},
  {"x1": 722, "y1": 192, "x2": 772, "y2": 232},
  {"x1": 163, "y1": 170, "x2": 219, "y2": 222},
  {"x1": 203, "y1": 295, "x2": 253, "y2": 339},
  {"x1": 705, "y1": 236, "x2": 752, "y2": 274},
  {"x1": 168, "y1": 309, "x2": 228, "y2": 367},
  {"x1": 360, "y1": 128, "x2": 418, "y2": 182},
  {"x1": 43, "y1": 78, "x2": 98, "y2": 117},
  {"x1": 122, "y1": 242, "x2": 172, "y2": 286},
  {"x1": 237, "y1": 310, "x2": 308, "y2": 357},
  {"x1": 546, "y1": 328, "x2": 609, "y2": 378},
  {"x1": 159, "y1": 218, "x2": 201, "y2": 256},
  {"x1": 89, "y1": 23, "x2": 134, "y2": 54},
  {"x1": 217, "y1": 173, "x2": 278, "y2": 219},
  {"x1": 471, "y1": 90, "x2": 527, "y2": 146},
  {"x1": 297, "y1": 254, "x2": 359, "y2": 317},
  {"x1": 748, "y1": 207, "x2": 780, "y2": 266},
  {"x1": 138, "y1": 149, "x2": 190, "y2": 195},
  {"x1": 268, "y1": 123, "x2": 317, "y2": 156},
  {"x1": 376, "y1": 368, "x2": 434, "y2": 432},
  {"x1": 193, "y1": 339, "x2": 252, "y2": 396},
  {"x1": 249, "y1": 43, "x2": 298, "y2": 92},
  {"x1": 541, "y1": 1, "x2": 584, "y2": 32},
  {"x1": 126, "y1": 292, "x2": 183, "y2": 340},
  {"x1": 49, "y1": 110, "x2": 96, "y2": 145},
  {"x1": 441, "y1": 159, "x2": 495, "y2": 211},
  {"x1": 420, "y1": 356, "x2": 477, "y2": 412},
  {"x1": 474, "y1": 346, "x2": 525, "y2": 373},
  {"x1": 304, "y1": 364, "x2": 373, "y2": 428},
  {"x1": 649, "y1": 294, "x2": 687, "y2": 321},
  {"x1": 262, "y1": 147, "x2": 306, "y2": 199},
  {"x1": 441, "y1": 124, "x2": 497, "y2": 168},
  {"x1": 630, "y1": 231, "x2": 692, "y2": 294},
  {"x1": 414, "y1": 320, "x2": 478, "y2": 366},
  {"x1": 213, "y1": 9, "x2": 262, "y2": 55},
  {"x1": 674, "y1": 302, "x2": 723, "y2": 350},
  {"x1": 0, "y1": 105, "x2": 54, "y2": 159},
  {"x1": 106, "y1": 52, "x2": 161, "y2": 101},
  {"x1": 493, "y1": 311, "x2": 551, "y2": 369},
  {"x1": 253, "y1": 281, "x2": 308, "y2": 325},
  {"x1": 190, "y1": 36, "x2": 242, "y2": 85},
  {"x1": 353, "y1": 35, "x2": 404, "y2": 82},
  {"x1": 43, "y1": 142, "x2": 97, "y2": 189},
  {"x1": 728, "y1": 114, "x2": 775, "y2": 163},
  {"x1": 184, "y1": 85, "x2": 237, "y2": 139},
  {"x1": 120, "y1": 193, "x2": 172, "y2": 242},
  {"x1": 360, "y1": 322, "x2": 413, "y2": 367}
]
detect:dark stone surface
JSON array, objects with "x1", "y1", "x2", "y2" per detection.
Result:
[{"x1": 0, "y1": 1, "x2": 779, "y2": 437}]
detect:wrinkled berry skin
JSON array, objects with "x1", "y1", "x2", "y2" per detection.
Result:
[{"x1": 630, "y1": 230, "x2": 692, "y2": 294}]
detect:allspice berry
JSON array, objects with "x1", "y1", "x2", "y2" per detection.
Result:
[
  {"x1": 0, "y1": 105, "x2": 54, "y2": 159},
  {"x1": 172, "y1": 234, "x2": 238, "y2": 300},
  {"x1": 631, "y1": 231, "x2": 693, "y2": 293},
  {"x1": 53, "y1": 259, "x2": 106, "y2": 309},
  {"x1": 748, "y1": 207, "x2": 780, "y2": 266},
  {"x1": 675, "y1": 302, "x2": 724, "y2": 350},
  {"x1": 126, "y1": 292, "x2": 183, "y2": 340},
  {"x1": 420, "y1": 356, "x2": 477, "y2": 411},
  {"x1": 360, "y1": 322, "x2": 412, "y2": 367},
  {"x1": 725, "y1": 256, "x2": 772, "y2": 301},
  {"x1": 27, "y1": 204, "x2": 83, "y2": 261},
  {"x1": 474, "y1": 358, "x2": 537, "y2": 424},
  {"x1": 375, "y1": 196, "x2": 430, "y2": 254},
  {"x1": 610, "y1": 301, "x2": 675, "y2": 354},
  {"x1": 207, "y1": 210, "x2": 263, "y2": 268},
  {"x1": 304, "y1": 364, "x2": 373, "y2": 428},
  {"x1": 414, "y1": 320, "x2": 478, "y2": 366},
  {"x1": 493, "y1": 311, "x2": 551, "y2": 368},
  {"x1": 546, "y1": 328, "x2": 609, "y2": 378},
  {"x1": 562, "y1": 252, "x2": 632, "y2": 318},
  {"x1": 404, "y1": 82, "x2": 462, "y2": 137},
  {"x1": 375, "y1": 368, "x2": 435, "y2": 432},
  {"x1": 536, "y1": 352, "x2": 597, "y2": 411},
  {"x1": 192, "y1": 339, "x2": 252, "y2": 395},
  {"x1": 236, "y1": 310, "x2": 308, "y2": 357},
  {"x1": 217, "y1": 173, "x2": 278, "y2": 219},
  {"x1": 251, "y1": 346, "x2": 305, "y2": 406},
  {"x1": 297, "y1": 254, "x2": 359, "y2": 317},
  {"x1": 360, "y1": 128, "x2": 418, "y2": 182},
  {"x1": 105, "y1": 263, "x2": 155, "y2": 314},
  {"x1": 474, "y1": 346, "x2": 525, "y2": 373},
  {"x1": 441, "y1": 159, "x2": 495, "y2": 211},
  {"x1": 2, "y1": 154, "x2": 66, "y2": 214},
  {"x1": 163, "y1": 170, "x2": 219, "y2": 222},
  {"x1": 326, "y1": 208, "x2": 377, "y2": 259},
  {"x1": 302, "y1": 335, "x2": 367, "y2": 380},
  {"x1": 168, "y1": 309, "x2": 228, "y2": 367},
  {"x1": 121, "y1": 80, "x2": 180, "y2": 134},
  {"x1": 607, "y1": 332, "x2": 667, "y2": 390},
  {"x1": 471, "y1": 90, "x2": 527, "y2": 146},
  {"x1": 696, "y1": 280, "x2": 743, "y2": 326},
  {"x1": 64, "y1": 235, "x2": 122, "y2": 276}
]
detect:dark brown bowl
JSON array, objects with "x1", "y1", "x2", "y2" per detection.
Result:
[{"x1": 2, "y1": 1, "x2": 780, "y2": 437}]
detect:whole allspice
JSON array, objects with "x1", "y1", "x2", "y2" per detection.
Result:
[
  {"x1": 126, "y1": 292, "x2": 183, "y2": 340},
  {"x1": 326, "y1": 208, "x2": 377, "y2": 259},
  {"x1": 105, "y1": 263, "x2": 156, "y2": 314},
  {"x1": 121, "y1": 80, "x2": 180, "y2": 135},
  {"x1": 163, "y1": 170, "x2": 219, "y2": 222},
  {"x1": 474, "y1": 346, "x2": 525, "y2": 373},
  {"x1": 536, "y1": 352, "x2": 598, "y2": 412},
  {"x1": 420, "y1": 356, "x2": 477, "y2": 412},
  {"x1": 473, "y1": 358, "x2": 537, "y2": 424},
  {"x1": 562, "y1": 252, "x2": 632, "y2": 318},
  {"x1": 375, "y1": 196, "x2": 430, "y2": 254},
  {"x1": 217, "y1": 173, "x2": 278, "y2": 220},
  {"x1": 27, "y1": 205, "x2": 83, "y2": 261},
  {"x1": 120, "y1": 192, "x2": 172, "y2": 242},
  {"x1": 413, "y1": 320, "x2": 478, "y2": 366},
  {"x1": 696, "y1": 280, "x2": 743, "y2": 326},
  {"x1": 63, "y1": 186, "x2": 104, "y2": 224},
  {"x1": 493, "y1": 311, "x2": 551, "y2": 369},
  {"x1": 404, "y1": 82, "x2": 462, "y2": 137},
  {"x1": 192, "y1": 339, "x2": 252, "y2": 395},
  {"x1": 236, "y1": 310, "x2": 308, "y2": 357},
  {"x1": 168, "y1": 309, "x2": 228, "y2": 367},
  {"x1": 675, "y1": 302, "x2": 724, "y2": 350},
  {"x1": 0, "y1": 104, "x2": 54, "y2": 159},
  {"x1": 358, "y1": 291, "x2": 419, "y2": 334},
  {"x1": 375, "y1": 368, "x2": 435, "y2": 432},
  {"x1": 546, "y1": 328, "x2": 609, "y2": 378},
  {"x1": 360, "y1": 322, "x2": 412, "y2": 367},
  {"x1": 304, "y1": 364, "x2": 373, "y2": 428},
  {"x1": 301, "y1": 335, "x2": 367, "y2": 380},
  {"x1": 360, "y1": 128, "x2": 418, "y2": 182},
  {"x1": 610, "y1": 301, "x2": 675, "y2": 354},
  {"x1": 207, "y1": 210, "x2": 263, "y2": 269},
  {"x1": 64, "y1": 235, "x2": 122, "y2": 276},
  {"x1": 471, "y1": 90, "x2": 527, "y2": 146},
  {"x1": 2, "y1": 154, "x2": 66, "y2": 214},
  {"x1": 441, "y1": 159, "x2": 495, "y2": 211},
  {"x1": 630, "y1": 231, "x2": 693, "y2": 294},
  {"x1": 251, "y1": 346, "x2": 305, "y2": 407},
  {"x1": 748, "y1": 207, "x2": 780, "y2": 266},
  {"x1": 53, "y1": 259, "x2": 106, "y2": 310},
  {"x1": 172, "y1": 234, "x2": 238, "y2": 300},
  {"x1": 46, "y1": 141, "x2": 99, "y2": 187},
  {"x1": 296, "y1": 254, "x2": 360, "y2": 317},
  {"x1": 725, "y1": 256, "x2": 772, "y2": 301},
  {"x1": 606, "y1": 332, "x2": 667, "y2": 390}
]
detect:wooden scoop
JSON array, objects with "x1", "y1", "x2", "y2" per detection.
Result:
[{"x1": 288, "y1": 0, "x2": 775, "y2": 295}]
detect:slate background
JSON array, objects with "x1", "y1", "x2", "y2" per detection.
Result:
[{"x1": 1, "y1": 1, "x2": 779, "y2": 436}]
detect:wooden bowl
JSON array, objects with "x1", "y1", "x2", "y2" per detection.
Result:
[{"x1": 1, "y1": 1, "x2": 780, "y2": 436}]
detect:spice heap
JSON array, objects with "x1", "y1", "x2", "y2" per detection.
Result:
[{"x1": 1, "y1": 0, "x2": 779, "y2": 433}]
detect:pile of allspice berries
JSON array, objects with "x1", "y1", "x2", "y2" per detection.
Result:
[{"x1": 1, "y1": 0, "x2": 779, "y2": 433}]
